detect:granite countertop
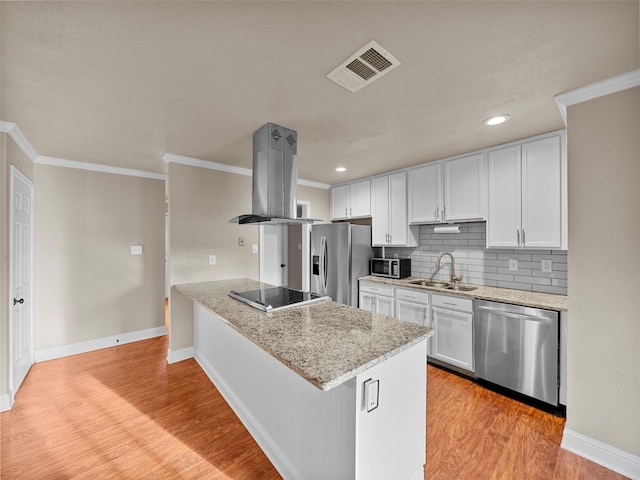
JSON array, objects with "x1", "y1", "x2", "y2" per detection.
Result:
[
  {"x1": 359, "y1": 275, "x2": 568, "y2": 312},
  {"x1": 175, "y1": 278, "x2": 432, "y2": 392}
]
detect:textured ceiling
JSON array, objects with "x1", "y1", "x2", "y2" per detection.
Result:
[{"x1": 1, "y1": 1, "x2": 638, "y2": 184}]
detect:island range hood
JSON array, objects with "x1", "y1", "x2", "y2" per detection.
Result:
[{"x1": 229, "y1": 123, "x2": 319, "y2": 225}]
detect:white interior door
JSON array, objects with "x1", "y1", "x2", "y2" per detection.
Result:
[
  {"x1": 260, "y1": 225, "x2": 288, "y2": 287},
  {"x1": 10, "y1": 166, "x2": 34, "y2": 404}
]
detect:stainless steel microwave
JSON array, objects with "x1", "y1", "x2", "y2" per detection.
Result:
[{"x1": 370, "y1": 258, "x2": 411, "y2": 279}]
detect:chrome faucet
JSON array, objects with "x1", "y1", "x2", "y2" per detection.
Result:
[{"x1": 436, "y1": 252, "x2": 462, "y2": 284}]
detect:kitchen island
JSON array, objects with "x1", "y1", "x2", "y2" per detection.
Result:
[{"x1": 174, "y1": 278, "x2": 432, "y2": 480}]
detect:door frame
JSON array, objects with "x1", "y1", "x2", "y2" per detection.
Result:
[
  {"x1": 8, "y1": 165, "x2": 35, "y2": 407},
  {"x1": 298, "y1": 201, "x2": 311, "y2": 292}
]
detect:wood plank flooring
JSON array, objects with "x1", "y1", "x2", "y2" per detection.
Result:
[{"x1": 1, "y1": 336, "x2": 628, "y2": 479}]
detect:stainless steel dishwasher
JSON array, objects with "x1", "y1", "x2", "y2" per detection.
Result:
[{"x1": 475, "y1": 300, "x2": 559, "y2": 406}]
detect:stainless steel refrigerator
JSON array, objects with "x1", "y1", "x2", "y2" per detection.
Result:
[{"x1": 310, "y1": 223, "x2": 373, "y2": 307}]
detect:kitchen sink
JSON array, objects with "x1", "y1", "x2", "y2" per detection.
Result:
[
  {"x1": 409, "y1": 279, "x2": 477, "y2": 292},
  {"x1": 410, "y1": 280, "x2": 449, "y2": 288}
]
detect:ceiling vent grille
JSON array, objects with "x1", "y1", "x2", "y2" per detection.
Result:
[{"x1": 327, "y1": 40, "x2": 401, "y2": 93}]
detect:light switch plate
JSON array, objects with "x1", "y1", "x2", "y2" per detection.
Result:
[
  {"x1": 252, "y1": 244, "x2": 258, "y2": 254},
  {"x1": 541, "y1": 260, "x2": 552, "y2": 273},
  {"x1": 208, "y1": 255, "x2": 216, "y2": 265},
  {"x1": 131, "y1": 245, "x2": 142, "y2": 255},
  {"x1": 238, "y1": 236, "x2": 245, "y2": 247},
  {"x1": 364, "y1": 379, "x2": 379, "y2": 412},
  {"x1": 509, "y1": 259, "x2": 518, "y2": 271}
]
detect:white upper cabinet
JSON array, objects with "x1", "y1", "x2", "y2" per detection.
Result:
[
  {"x1": 409, "y1": 153, "x2": 485, "y2": 224},
  {"x1": 443, "y1": 153, "x2": 485, "y2": 222},
  {"x1": 372, "y1": 172, "x2": 418, "y2": 247},
  {"x1": 330, "y1": 179, "x2": 371, "y2": 220},
  {"x1": 331, "y1": 184, "x2": 350, "y2": 220},
  {"x1": 487, "y1": 132, "x2": 566, "y2": 249},
  {"x1": 408, "y1": 163, "x2": 441, "y2": 223}
]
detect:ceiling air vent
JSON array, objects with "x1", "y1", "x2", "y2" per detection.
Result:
[{"x1": 327, "y1": 40, "x2": 401, "y2": 93}]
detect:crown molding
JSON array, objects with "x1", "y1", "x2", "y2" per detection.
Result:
[
  {"x1": 36, "y1": 156, "x2": 167, "y2": 181},
  {"x1": 555, "y1": 69, "x2": 640, "y2": 126},
  {"x1": 1, "y1": 120, "x2": 167, "y2": 180},
  {"x1": 163, "y1": 153, "x2": 252, "y2": 177},
  {"x1": 163, "y1": 152, "x2": 331, "y2": 190},
  {"x1": 0, "y1": 121, "x2": 39, "y2": 162}
]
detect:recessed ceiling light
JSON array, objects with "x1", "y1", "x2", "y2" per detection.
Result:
[
  {"x1": 483, "y1": 114, "x2": 511, "y2": 126},
  {"x1": 335, "y1": 167, "x2": 347, "y2": 172}
]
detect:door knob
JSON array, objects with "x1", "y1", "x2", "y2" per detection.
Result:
[
  {"x1": 280, "y1": 264, "x2": 286, "y2": 268},
  {"x1": 13, "y1": 298, "x2": 24, "y2": 305}
]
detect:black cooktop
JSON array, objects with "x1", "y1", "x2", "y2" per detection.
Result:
[{"x1": 228, "y1": 286, "x2": 330, "y2": 312}]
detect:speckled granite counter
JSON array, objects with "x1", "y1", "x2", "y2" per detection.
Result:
[
  {"x1": 175, "y1": 278, "x2": 432, "y2": 391},
  {"x1": 359, "y1": 275, "x2": 568, "y2": 312}
]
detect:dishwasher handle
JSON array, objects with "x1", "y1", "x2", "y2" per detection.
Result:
[{"x1": 476, "y1": 305, "x2": 552, "y2": 324}]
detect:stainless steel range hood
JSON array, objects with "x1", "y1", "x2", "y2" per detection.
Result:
[{"x1": 229, "y1": 123, "x2": 318, "y2": 225}]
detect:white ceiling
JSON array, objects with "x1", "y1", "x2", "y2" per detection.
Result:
[{"x1": 1, "y1": 1, "x2": 638, "y2": 185}]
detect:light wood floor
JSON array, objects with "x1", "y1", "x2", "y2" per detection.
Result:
[{"x1": 1, "y1": 336, "x2": 628, "y2": 479}]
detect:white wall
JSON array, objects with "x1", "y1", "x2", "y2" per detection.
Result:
[
  {"x1": 566, "y1": 86, "x2": 640, "y2": 457},
  {"x1": 34, "y1": 165, "x2": 166, "y2": 350}
]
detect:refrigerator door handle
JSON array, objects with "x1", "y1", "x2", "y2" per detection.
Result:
[{"x1": 320, "y1": 235, "x2": 328, "y2": 295}]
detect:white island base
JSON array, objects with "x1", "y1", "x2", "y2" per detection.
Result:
[{"x1": 194, "y1": 304, "x2": 427, "y2": 480}]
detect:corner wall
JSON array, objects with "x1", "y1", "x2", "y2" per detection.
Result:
[{"x1": 566, "y1": 86, "x2": 640, "y2": 457}]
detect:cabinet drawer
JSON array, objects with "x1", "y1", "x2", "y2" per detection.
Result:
[
  {"x1": 395, "y1": 287, "x2": 430, "y2": 305},
  {"x1": 359, "y1": 281, "x2": 394, "y2": 297},
  {"x1": 431, "y1": 293, "x2": 473, "y2": 312}
]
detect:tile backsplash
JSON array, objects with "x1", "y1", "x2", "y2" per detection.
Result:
[{"x1": 380, "y1": 222, "x2": 567, "y2": 296}]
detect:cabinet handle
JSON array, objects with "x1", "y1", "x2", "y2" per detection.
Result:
[
  {"x1": 517, "y1": 229, "x2": 520, "y2": 247},
  {"x1": 350, "y1": 207, "x2": 352, "y2": 216},
  {"x1": 443, "y1": 206, "x2": 446, "y2": 221},
  {"x1": 522, "y1": 229, "x2": 526, "y2": 247},
  {"x1": 435, "y1": 207, "x2": 439, "y2": 220},
  {"x1": 345, "y1": 207, "x2": 348, "y2": 216}
]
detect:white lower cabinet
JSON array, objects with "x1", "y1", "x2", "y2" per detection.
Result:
[
  {"x1": 430, "y1": 294, "x2": 474, "y2": 372},
  {"x1": 359, "y1": 281, "x2": 395, "y2": 317},
  {"x1": 360, "y1": 281, "x2": 474, "y2": 372},
  {"x1": 395, "y1": 288, "x2": 431, "y2": 360}
]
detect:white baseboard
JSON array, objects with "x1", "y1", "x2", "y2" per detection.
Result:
[
  {"x1": 34, "y1": 326, "x2": 167, "y2": 363},
  {"x1": 562, "y1": 428, "x2": 640, "y2": 479},
  {"x1": 166, "y1": 346, "x2": 195, "y2": 364}
]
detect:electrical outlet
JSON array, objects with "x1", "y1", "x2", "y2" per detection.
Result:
[
  {"x1": 130, "y1": 245, "x2": 142, "y2": 255},
  {"x1": 238, "y1": 236, "x2": 245, "y2": 247},
  {"x1": 208, "y1": 255, "x2": 216, "y2": 265},
  {"x1": 509, "y1": 259, "x2": 518, "y2": 271},
  {"x1": 541, "y1": 259, "x2": 552, "y2": 273},
  {"x1": 364, "y1": 379, "x2": 379, "y2": 412}
]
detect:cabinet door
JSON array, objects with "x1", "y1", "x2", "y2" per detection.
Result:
[
  {"x1": 330, "y1": 184, "x2": 350, "y2": 220},
  {"x1": 408, "y1": 163, "x2": 441, "y2": 223},
  {"x1": 431, "y1": 307, "x2": 474, "y2": 371},
  {"x1": 376, "y1": 295, "x2": 395, "y2": 317},
  {"x1": 350, "y1": 179, "x2": 371, "y2": 218},
  {"x1": 359, "y1": 292, "x2": 375, "y2": 313},
  {"x1": 388, "y1": 171, "x2": 409, "y2": 246},
  {"x1": 396, "y1": 299, "x2": 430, "y2": 361},
  {"x1": 487, "y1": 145, "x2": 522, "y2": 248},
  {"x1": 443, "y1": 153, "x2": 485, "y2": 222},
  {"x1": 521, "y1": 136, "x2": 562, "y2": 248},
  {"x1": 395, "y1": 299, "x2": 428, "y2": 327},
  {"x1": 371, "y1": 176, "x2": 390, "y2": 246}
]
